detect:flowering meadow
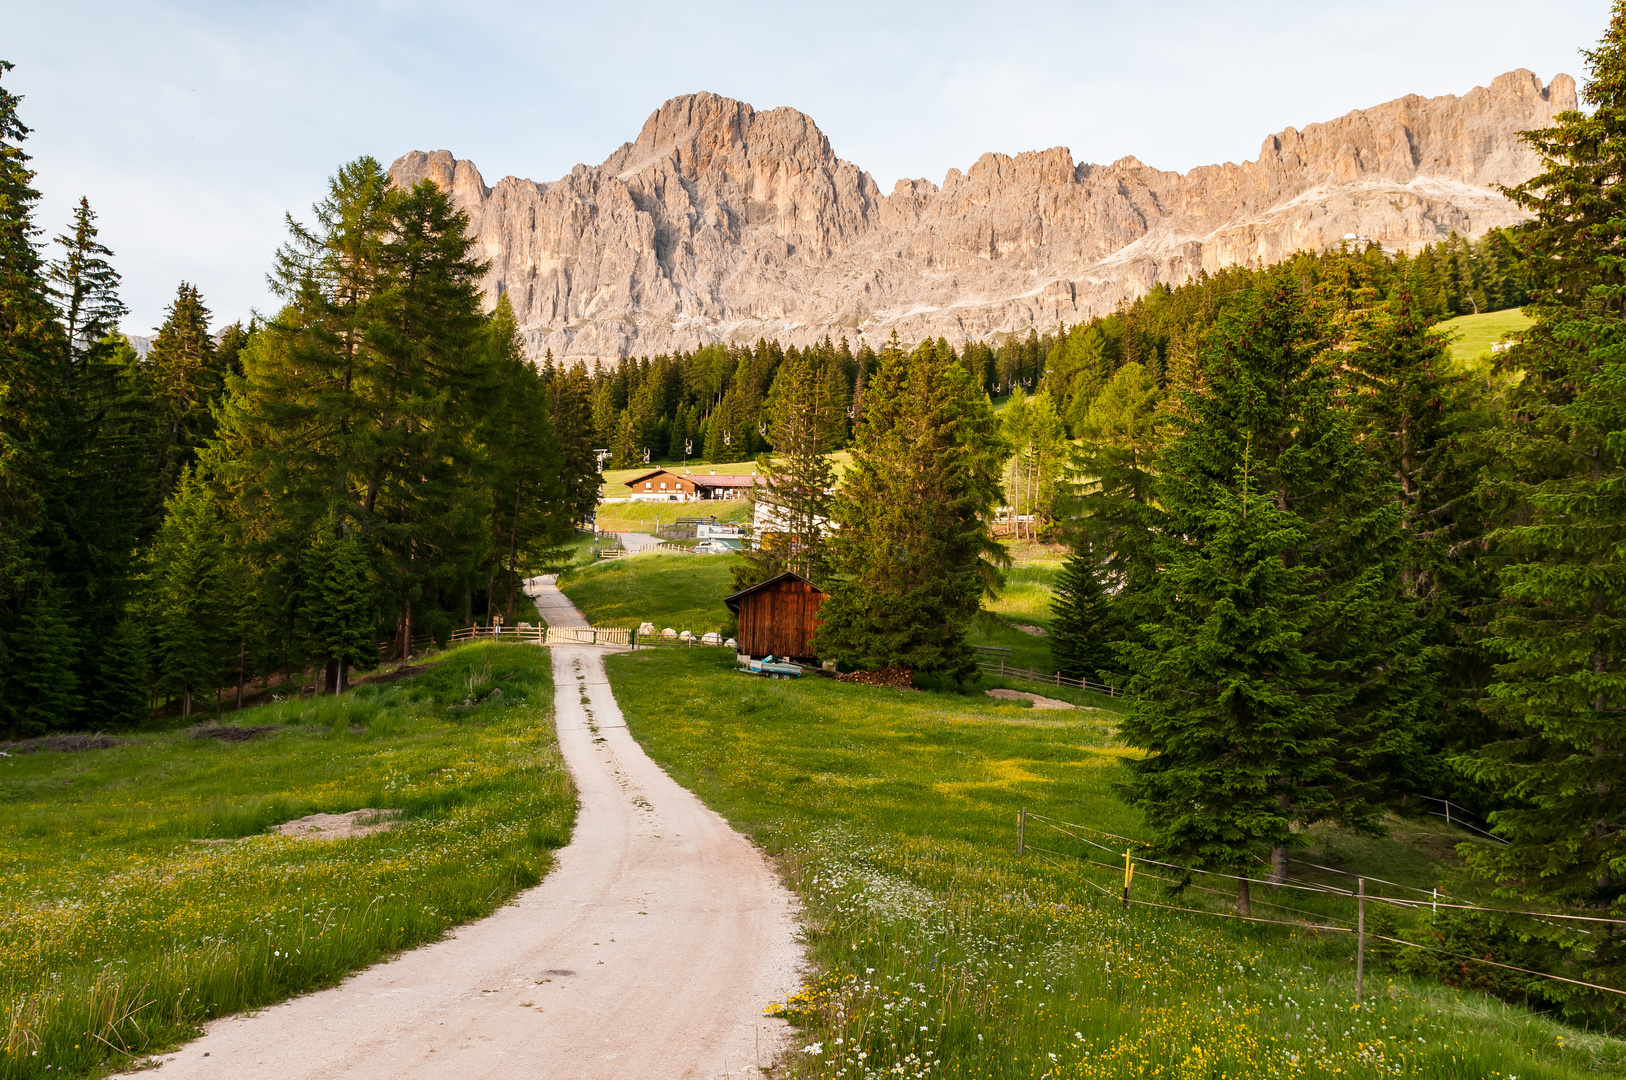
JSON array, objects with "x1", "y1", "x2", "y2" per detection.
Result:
[
  {"x1": 606, "y1": 648, "x2": 1623, "y2": 1080},
  {"x1": 0, "y1": 643, "x2": 574, "y2": 1080}
]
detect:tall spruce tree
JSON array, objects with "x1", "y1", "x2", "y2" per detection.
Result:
[
  {"x1": 0, "y1": 60, "x2": 79, "y2": 735},
  {"x1": 814, "y1": 339, "x2": 1006, "y2": 682},
  {"x1": 1453, "y1": 3, "x2": 1626, "y2": 1013},
  {"x1": 1049, "y1": 551, "x2": 1118, "y2": 685},
  {"x1": 1117, "y1": 276, "x2": 1430, "y2": 909},
  {"x1": 48, "y1": 196, "x2": 126, "y2": 357},
  {"x1": 145, "y1": 282, "x2": 221, "y2": 505}
]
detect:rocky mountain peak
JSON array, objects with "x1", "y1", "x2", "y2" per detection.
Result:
[{"x1": 388, "y1": 70, "x2": 1574, "y2": 363}]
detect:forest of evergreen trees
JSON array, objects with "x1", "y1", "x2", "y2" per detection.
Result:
[{"x1": 0, "y1": 72, "x2": 599, "y2": 731}]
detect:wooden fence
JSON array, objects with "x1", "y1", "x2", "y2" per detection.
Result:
[
  {"x1": 973, "y1": 646, "x2": 1124, "y2": 698},
  {"x1": 379, "y1": 623, "x2": 633, "y2": 652}
]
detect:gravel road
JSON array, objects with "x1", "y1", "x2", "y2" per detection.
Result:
[{"x1": 122, "y1": 579, "x2": 803, "y2": 1079}]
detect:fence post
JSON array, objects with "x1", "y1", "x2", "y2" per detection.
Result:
[
  {"x1": 1355, "y1": 878, "x2": 1366, "y2": 1005},
  {"x1": 1017, "y1": 807, "x2": 1026, "y2": 856},
  {"x1": 1123, "y1": 847, "x2": 1134, "y2": 911}
]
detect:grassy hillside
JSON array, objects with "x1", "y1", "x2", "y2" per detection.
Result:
[
  {"x1": 1437, "y1": 309, "x2": 1532, "y2": 365},
  {"x1": 558, "y1": 551, "x2": 743, "y2": 634},
  {"x1": 607, "y1": 647, "x2": 1621, "y2": 1079},
  {"x1": 0, "y1": 643, "x2": 573, "y2": 1080},
  {"x1": 593, "y1": 498, "x2": 752, "y2": 534}
]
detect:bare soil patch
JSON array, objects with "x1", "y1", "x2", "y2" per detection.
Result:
[
  {"x1": 985, "y1": 688, "x2": 1076, "y2": 710},
  {"x1": 273, "y1": 809, "x2": 403, "y2": 841}
]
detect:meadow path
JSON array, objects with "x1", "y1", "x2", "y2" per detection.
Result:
[{"x1": 122, "y1": 578, "x2": 802, "y2": 1080}]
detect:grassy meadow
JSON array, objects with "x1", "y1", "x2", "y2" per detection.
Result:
[
  {"x1": 558, "y1": 550, "x2": 744, "y2": 634},
  {"x1": 606, "y1": 646, "x2": 1622, "y2": 1080},
  {"x1": 592, "y1": 498, "x2": 752, "y2": 535},
  {"x1": 1436, "y1": 309, "x2": 1532, "y2": 365},
  {"x1": 0, "y1": 643, "x2": 574, "y2": 1080}
]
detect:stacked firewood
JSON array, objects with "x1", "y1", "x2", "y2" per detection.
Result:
[{"x1": 832, "y1": 667, "x2": 914, "y2": 688}]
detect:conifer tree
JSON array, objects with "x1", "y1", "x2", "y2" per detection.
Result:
[
  {"x1": 0, "y1": 60, "x2": 79, "y2": 735},
  {"x1": 737, "y1": 350, "x2": 841, "y2": 587},
  {"x1": 145, "y1": 282, "x2": 221, "y2": 504},
  {"x1": 1454, "y1": 4, "x2": 1626, "y2": 1010},
  {"x1": 48, "y1": 196, "x2": 125, "y2": 357},
  {"x1": 1117, "y1": 277, "x2": 1429, "y2": 909},
  {"x1": 1049, "y1": 551, "x2": 1118, "y2": 685},
  {"x1": 147, "y1": 467, "x2": 232, "y2": 717},
  {"x1": 815, "y1": 340, "x2": 1006, "y2": 681}
]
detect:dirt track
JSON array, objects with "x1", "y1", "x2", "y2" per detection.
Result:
[{"x1": 121, "y1": 579, "x2": 803, "y2": 1079}]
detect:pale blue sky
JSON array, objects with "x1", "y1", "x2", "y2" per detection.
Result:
[{"x1": 3, "y1": 0, "x2": 1609, "y2": 333}]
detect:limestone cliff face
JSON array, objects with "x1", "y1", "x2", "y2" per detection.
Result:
[{"x1": 388, "y1": 71, "x2": 1575, "y2": 362}]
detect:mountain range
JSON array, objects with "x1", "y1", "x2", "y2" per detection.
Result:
[{"x1": 388, "y1": 70, "x2": 1574, "y2": 363}]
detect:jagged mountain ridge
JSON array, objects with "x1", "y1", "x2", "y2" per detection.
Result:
[{"x1": 388, "y1": 70, "x2": 1576, "y2": 363}]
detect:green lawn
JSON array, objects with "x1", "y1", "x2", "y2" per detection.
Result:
[
  {"x1": 1436, "y1": 309, "x2": 1532, "y2": 365},
  {"x1": 593, "y1": 499, "x2": 752, "y2": 535},
  {"x1": 0, "y1": 643, "x2": 573, "y2": 1080},
  {"x1": 606, "y1": 648, "x2": 1622, "y2": 1080},
  {"x1": 557, "y1": 551, "x2": 742, "y2": 634}
]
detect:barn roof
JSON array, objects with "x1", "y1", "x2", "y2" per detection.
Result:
[{"x1": 723, "y1": 570, "x2": 826, "y2": 613}]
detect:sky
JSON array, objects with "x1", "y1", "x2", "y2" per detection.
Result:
[{"x1": 4, "y1": 0, "x2": 1610, "y2": 335}]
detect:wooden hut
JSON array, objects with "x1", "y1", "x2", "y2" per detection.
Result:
[{"x1": 724, "y1": 571, "x2": 826, "y2": 662}]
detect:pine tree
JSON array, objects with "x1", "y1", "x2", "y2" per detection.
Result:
[
  {"x1": 144, "y1": 282, "x2": 221, "y2": 504},
  {"x1": 300, "y1": 527, "x2": 374, "y2": 693},
  {"x1": 0, "y1": 60, "x2": 79, "y2": 736},
  {"x1": 48, "y1": 196, "x2": 126, "y2": 357},
  {"x1": 1117, "y1": 276, "x2": 1429, "y2": 909},
  {"x1": 814, "y1": 340, "x2": 1006, "y2": 682},
  {"x1": 1049, "y1": 552, "x2": 1118, "y2": 685},
  {"x1": 1453, "y1": 3, "x2": 1626, "y2": 1013},
  {"x1": 147, "y1": 467, "x2": 232, "y2": 717}
]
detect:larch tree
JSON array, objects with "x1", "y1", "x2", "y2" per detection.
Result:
[{"x1": 737, "y1": 349, "x2": 842, "y2": 588}]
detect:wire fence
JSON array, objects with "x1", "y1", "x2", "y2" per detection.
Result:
[{"x1": 1014, "y1": 806, "x2": 1626, "y2": 1003}]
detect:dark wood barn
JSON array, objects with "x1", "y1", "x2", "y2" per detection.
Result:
[{"x1": 724, "y1": 572, "x2": 826, "y2": 662}]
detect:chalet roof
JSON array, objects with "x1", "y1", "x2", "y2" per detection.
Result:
[
  {"x1": 723, "y1": 570, "x2": 825, "y2": 613},
  {"x1": 622, "y1": 468, "x2": 690, "y2": 486}
]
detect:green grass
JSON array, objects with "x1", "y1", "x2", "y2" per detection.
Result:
[
  {"x1": 0, "y1": 643, "x2": 573, "y2": 1080},
  {"x1": 606, "y1": 647, "x2": 1623, "y2": 1080},
  {"x1": 1436, "y1": 309, "x2": 1532, "y2": 365},
  {"x1": 558, "y1": 551, "x2": 742, "y2": 634},
  {"x1": 593, "y1": 499, "x2": 752, "y2": 535}
]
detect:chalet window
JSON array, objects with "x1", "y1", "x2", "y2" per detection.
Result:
[
  {"x1": 645, "y1": 483, "x2": 652, "y2": 490},
  {"x1": 659, "y1": 482, "x2": 667, "y2": 489}
]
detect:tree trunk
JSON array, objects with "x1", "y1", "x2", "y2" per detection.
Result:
[
  {"x1": 507, "y1": 483, "x2": 522, "y2": 624},
  {"x1": 325, "y1": 657, "x2": 340, "y2": 695},
  {"x1": 236, "y1": 640, "x2": 245, "y2": 710},
  {"x1": 183, "y1": 691, "x2": 191, "y2": 719},
  {"x1": 403, "y1": 600, "x2": 413, "y2": 659},
  {"x1": 1236, "y1": 876, "x2": 1252, "y2": 916},
  {"x1": 1269, "y1": 846, "x2": 1288, "y2": 886}
]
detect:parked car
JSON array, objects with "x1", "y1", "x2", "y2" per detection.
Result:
[{"x1": 693, "y1": 539, "x2": 733, "y2": 554}]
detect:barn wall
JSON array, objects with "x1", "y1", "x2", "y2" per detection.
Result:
[{"x1": 738, "y1": 579, "x2": 825, "y2": 660}]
